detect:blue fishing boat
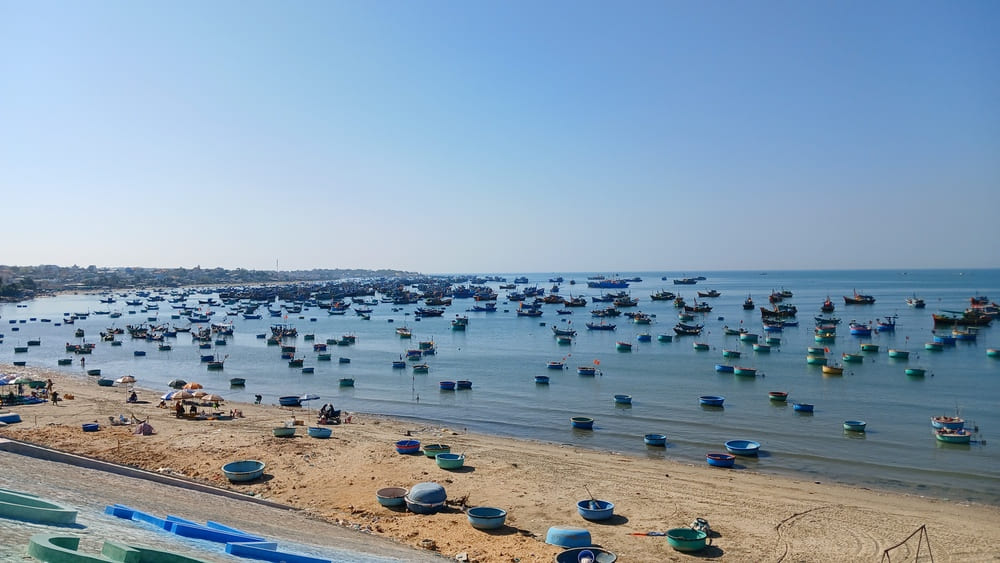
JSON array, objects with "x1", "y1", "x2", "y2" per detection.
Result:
[
  {"x1": 547, "y1": 361, "x2": 566, "y2": 370},
  {"x1": 700, "y1": 395, "x2": 725, "y2": 407},
  {"x1": 931, "y1": 415, "x2": 964, "y2": 430},
  {"x1": 534, "y1": 375, "x2": 550, "y2": 384},
  {"x1": 278, "y1": 396, "x2": 302, "y2": 407},
  {"x1": 571, "y1": 416, "x2": 594, "y2": 429},
  {"x1": 614, "y1": 394, "x2": 632, "y2": 404},
  {"x1": 456, "y1": 380, "x2": 472, "y2": 389},
  {"x1": 391, "y1": 360, "x2": 406, "y2": 368},
  {"x1": 714, "y1": 364, "x2": 735, "y2": 373},
  {"x1": 395, "y1": 439, "x2": 420, "y2": 454},
  {"x1": 793, "y1": 403, "x2": 814, "y2": 413},
  {"x1": 577, "y1": 365, "x2": 599, "y2": 376},
  {"x1": 439, "y1": 381, "x2": 456, "y2": 390}
]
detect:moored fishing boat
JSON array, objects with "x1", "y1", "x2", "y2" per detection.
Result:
[
  {"x1": 822, "y1": 363, "x2": 844, "y2": 375},
  {"x1": 706, "y1": 452, "x2": 735, "y2": 468},
  {"x1": 860, "y1": 343, "x2": 879, "y2": 352},
  {"x1": 692, "y1": 342, "x2": 709, "y2": 351},
  {"x1": 752, "y1": 343, "x2": 771, "y2": 353},
  {"x1": 768, "y1": 391, "x2": 788, "y2": 402},
  {"x1": 733, "y1": 366, "x2": 757, "y2": 377},
  {"x1": 644, "y1": 433, "x2": 667, "y2": 446},
  {"x1": 577, "y1": 366, "x2": 599, "y2": 376},
  {"x1": 906, "y1": 295, "x2": 926, "y2": 308},
  {"x1": 616, "y1": 341, "x2": 633, "y2": 351},
  {"x1": 924, "y1": 342, "x2": 944, "y2": 351},
  {"x1": 547, "y1": 361, "x2": 566, "y2": 370},
  {"x1": 742, "y1": 295, "x2": 754, "y2": 310},
  {"x1": 888, "y1": 349, "x2": 910, "y2": 359},
  {"x1": 534, "y1": 375, "x2": 550, "y2": 384},
  {"x1": 806, "y1": 354, "x2": 827, "y2": 366},
  {"x1": 931, "y1": 415, "x2": 964, "y2": 430},
  {"x1": 724, "y1": 439, "x2": 760, "y2": 456},
  {"x1": 806, "y1": 346, "x2": 827, "y2": 356},
  {"x1": 571, "y1": 416, "x2": 594, "y2": 429},
  {"x1": 793, "y1": 402, "x2": 814, "y2": 412},
  {"x1": 842, "y1": 353, "x2": 863, "y2": 363},
  {"x1": 843, "y1": 420, "x2": 867, "y2": 432},
  {"x1": 935, "y1": 428, "x2": 972, "y2": 444},
  {"x1": 738, "y1": 332, "x2": 759, "y2": 343},
  {"x1": 905, "y1": 367, "x2": 927, "y2": 377},
  {"x1": 844, "y1": 290, "x2": 876, "y2": 305},
  {"x1": 714, "y1": 364, "x2": 735, "y2": 373},
  {"x1": 820, "y1": 296, "x2": 835, "y2": 312},
  {"x1": 722, "y1": 349, "x2": 741, "y2": 358},
  {"x1": 699, "y1": 395, "x2": 725, "y2": 407},
  {"x1": 614, "y1": 394, "x2": 632, "y2": 405},
  {"x1": 412, "y1": 363, "x2": 429, "y2": 373},
  {"x1": 988, "y1": 348, "x2": 1000, "y2": 358},
  {"x1": 657, "y1": 333, "x2": 673, "y2": 342}
]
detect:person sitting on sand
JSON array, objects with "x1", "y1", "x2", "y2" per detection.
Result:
[
  {"x1": 189, "y1": 403, "x2": 197, "y2": 414},
  {"x1": 175, "y1": 401, "x2": 184, "y2": 418},
  {"x1": 128, "y1": 391, "x2": 138, "y2": 403},
  {"x1": 157, "y1": 400, "x2": 167, "y2": 408}
]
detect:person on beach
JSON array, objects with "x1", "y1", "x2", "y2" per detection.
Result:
[
  {"x1": 46, "y1": 379, "x2": 53, "y2": 393},
  {"x1": 50, "y1": 391, "x2": 59, "y2": 405},
  {"x1": 175, "y1": 401, "x2": 184, "y2": 418}
]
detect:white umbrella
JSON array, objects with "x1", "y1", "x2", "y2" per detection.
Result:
[
  {"x1": 202, "y1": 393, "x2": 224, "y2": 403},
  {"x1": 193, "y1": 390, "x2": 208, "y2": 398},
  {"x1": 116, "y1": 375, "x2": 136, "y2": 384}
]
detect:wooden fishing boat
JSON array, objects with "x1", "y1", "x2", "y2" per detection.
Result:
[
  {"x1": 229, "y1": 377, "x2": 246, "y2": 386},
  {"x1": 806, "y1": 354, "x2": 828, "y2": 366},
  {"x1": 849, "y1": 322, "x2": 872, "y2": 336},
  {"x1": 287, "y1": 358, "x2": 304, "y2": 368},
  {"x1": 742, "y1": 295, "x2": 754, "y2": 310},
  {"x1": 547, "y1": 361, "x2": 566, "y2": 370},
  {"x1": 888, "y1": 349, "x2": 910, "y2": 358},
  {"x1": 931, "y1": 415, "x2": 964, "y2": 430},
  {"x1": 768, "y1": 391, "x2": 788, "y2": 402},
  {"x1": 412, "y1": 363, "x2": 429, "y2": 373},
  {"x1": 673, "y1": 323, "x2": 703, "y2": 336},
  {"x1": 935, "y1": 428, "x2": 972, "y2": 444},
  {"x1": 733, "y1": 366, "x2": 757, "y2": 377},
  {"x1": 905, "y1": 367, "x2": 926, "y2": 377},
  {"x1": 820, "y1": 296, "x2": 835, "y2": 312},
  {"x1": 822, "y1": 364, "x2": 844, "y2": 375},
  {"x1": 844, "y1": 290, "x2": 876, "y2": 305},
  {"x1": 906, "y1": 295, "x2": 926, "y2": 308},
  {"x1": 585, "y1": 322, "x2": 616, "y2": 331}
]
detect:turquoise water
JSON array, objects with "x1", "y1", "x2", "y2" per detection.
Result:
[{"x1": 2, "y1": 269, "x2": 999, "y2": 505}]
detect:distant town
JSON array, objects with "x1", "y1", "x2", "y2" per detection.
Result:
[{"x1": 0, "y1": 265, "x2": 417, "y2": 301}]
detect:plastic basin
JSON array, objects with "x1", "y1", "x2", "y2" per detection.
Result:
[
  {"x1": 466, "y1": 506, "x2": 507, "y2": 530},
  {"x1": 576, "y1": 499, "x2": 614, "y2": 521},
  {"x1": 667, "y1": 528, "x2": 708, "y2": 552},
  {"x1": 222, "y1": 460, "x2": 265, "y2": 482}
]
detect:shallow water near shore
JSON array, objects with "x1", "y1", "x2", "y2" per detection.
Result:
[{"x1": 3, "y1": 269, "x2": 999, "y2": 505}]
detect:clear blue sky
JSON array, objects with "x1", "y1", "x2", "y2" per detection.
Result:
[{"x1": 2, "y1": 1, "x2": 997, "y2": 273}]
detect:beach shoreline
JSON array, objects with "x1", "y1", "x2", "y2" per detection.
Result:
[{"x1": 2, "y1": 363, "x2": 998, "y2": 562}]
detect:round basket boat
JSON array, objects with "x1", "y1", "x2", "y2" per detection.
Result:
[
  {"x1": 405, "y1": 482, "x2": 447, "y2": 514},
  {"x1": 667, "y1": 527, "x2": 709, "y2": 552},
  {"x1": 375, "y1": 487, "x2": 408, "y2": 507},
  {"x1": 395, "y1": 439, "x2": 421, "y2": 454},
  {"x1": 576, "y1": 499, "x2": 614, "y2": 521},
  {"x1": 724, "y1": 439, "x2": 761, "y2": 456},
  {"x1": 793, "y1": 403, "x2": 814, "y2": 413},
  {"x1": 81, "y1": 423, "x2": 100, "y2": 432},
  {"x1": 613, "y1": 394, "x2": 632, "y2": 405},
  {"x1": 706, "y1": 452, "x2": 735, "y2": 467},
  {"x1": 571, "y1": 416, "x2": 594, "y2": 430},
  {"x1": 843, "y1": 420, "x2": 867, "y2": 432},
  {"x1": 422, "y1": 443, "x2": 451, "y2": 458},
  {"x1": 768, "y1": 391, "x2": 788, "y2": 402},
  {"x1": 466, "y1": 506, "x2": 507, "y2": 530},
  {"x1": 554, "y1": 547, "x2": 617, "y2": 563},
  {"x1": 699, "y1": 395, "x2": 725, "y2": 407},
  {"x1": 222, "y1": 460, "x2": 265, "y2": 482},
  {"x1": 307, "y1": 426, "x2": 332, "y2": 439},
  {"x1": 272, "y1": 426, "x2": 296, "y2": 437},
  {"x1": 644, "y1": 433, "x2": 667, "y2": 447},
  {"x1": 435, "y1": 453, "x2": 465, "y2": 470}
]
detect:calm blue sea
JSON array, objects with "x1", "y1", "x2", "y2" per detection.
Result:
[{"x1": 2, "y1": 269, "x2": 999, "y2": 505}]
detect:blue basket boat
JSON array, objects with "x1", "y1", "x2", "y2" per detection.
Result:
[
  {"x1": 554, "y1": 547, "x2": 618, "y2": 563},
  {"x1": 456, "y1": 380, "x2": 472, "y2": 389},
  {"x1": 667, "y1": 528, "x2": 709, "y2": 552},
  {"x1": 405, "y1": 482, "x2": 447, "y2": 514},
  {"x1": 576, "y1": 499, "x2": 614, "y2": 521},
  {"x1": 644, "y1": 433, "x2": 666, "y2": 446},
  {"x1": 699, "y1": 395, "x2": 725, "y2": 407},
  {"x1": 843, "y1": 420, "x2": 867, "y2": 432},
  {"x1": 613, "y1": 394, "x2": 632, "y2": 405},
  {"x1": 436, "y1": 453, "x2": 465, "y2": 469},
  {"x1": 534, "y1": 375, "x2": 550, "y2": 384},
  {"x1": 793, "y1": 403, "x2": 814, "y2": 413},
  {"x1": 307, "y1": 426, "x2": 332, "y2": 439},
  {"x1": 222, "y1": 460, "x2": 265, "y2": 482},
  {"x1": 715, "y1": 364, "x2": 735, "y2": 373},
  {"x1": 724, "y1": 439, "x2": 761, "y2": 456},
  {"x1": 466, "y1": 506, "x2": 507, "y2": 530},
  {"x1": 571, "y1": 416, "x2": 594, "y2": 429},
  {"x1": 81, "y1": 423, "x2": 100, "y2": 432},
  {"x1": 706, "y1": 452, "x2": 735, "y2": 467},
  {"x1": 375, "y1": 487, "x2": 407, "y2": 507},
  {"x1": 278, "y1": 396, "x2": 302, "y2": 407},
  {"x1": 395, "y1": 439, "x2": 420, "y2": 454},
  {"x1": 439, "y1": 381, "x2": 456, "y2": 390}
]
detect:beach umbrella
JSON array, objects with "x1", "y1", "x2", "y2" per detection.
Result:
[
  {"x1": 172, "y1": 390, "x2": 194, "y2": 400},
  {"x1": 12, "y1": 376, "x2": 34, "y2": 384},
  {"x1": 167, "y1": 379, "x2": 186, "y2": 389},
  {"x1": 202, "y1": 393, "x2": 224, "y2": 403},
  {"x1": 116, "y1": 375, "x2": 137, "y2": 385},
  {"x1": 183, "y1": 382, "x2": 203, "y2": 390},
  {"x1": 161, "y1": 391, "x2": 177, "y2": 400},
  {"x1": 193, "y1": 390, "x2": 208, "y2": 398}
]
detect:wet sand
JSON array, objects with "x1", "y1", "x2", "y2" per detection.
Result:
[{"x1": 2, "y1": 364, "x2": 998, "y2": 562}]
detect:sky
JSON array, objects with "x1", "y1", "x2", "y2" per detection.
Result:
[{"x1": 1, "y1": 1, "x2": 998, "y2": 274}]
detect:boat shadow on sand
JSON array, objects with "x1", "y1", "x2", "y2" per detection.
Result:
[{"x1": 587, "y1": 514, "x2": 629, "y2": 526}]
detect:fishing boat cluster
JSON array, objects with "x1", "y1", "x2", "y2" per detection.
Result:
[{"x1": 2, "y1": 277, "x2": 996, "y2": 460}]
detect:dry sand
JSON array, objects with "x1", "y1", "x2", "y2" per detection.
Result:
[{"x1": 2, "y1": 364, "x2": 998, "y2": 562}]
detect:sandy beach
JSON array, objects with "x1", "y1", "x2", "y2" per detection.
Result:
[{"x1": 2, "y1": 364, "x2": 998, "y2": 562}]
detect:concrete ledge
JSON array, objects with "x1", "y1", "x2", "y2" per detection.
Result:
[{"x1": 0, "y1": 438, "x2": 291, "y2": 511}]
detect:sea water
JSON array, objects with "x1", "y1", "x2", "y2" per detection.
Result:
[{"x1": 2, "y1": 269, "x2": 998, "y2": 505}]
